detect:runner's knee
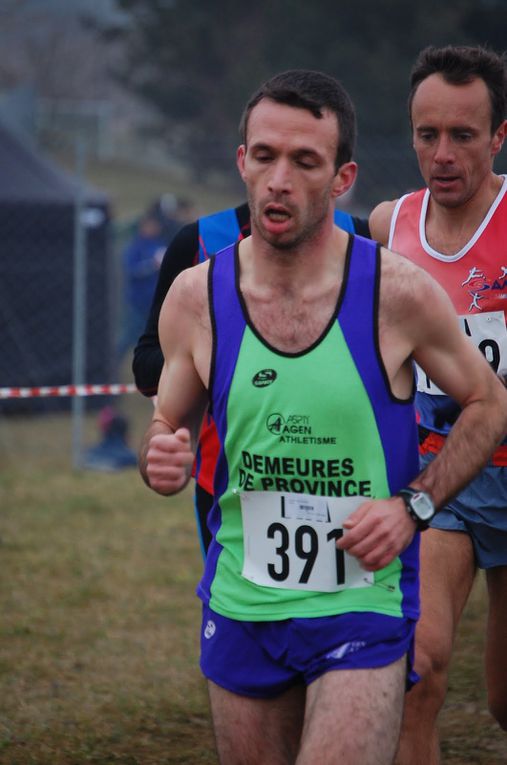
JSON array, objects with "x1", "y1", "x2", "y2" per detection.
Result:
[
  {"x1": 417, "y1": 630, "x2": 451, "y2": 675},
  {"x1": 411, "y1": 642, "x2": 449, "y2": 711}
]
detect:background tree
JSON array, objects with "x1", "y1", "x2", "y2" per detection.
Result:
[{"x1": 102, "y1": 0, "x2": 507, "y2": 205}]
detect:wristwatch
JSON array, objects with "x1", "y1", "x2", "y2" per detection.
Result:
[{"x1": 397, "y1": 487, "x2": 435, "y2": 530}]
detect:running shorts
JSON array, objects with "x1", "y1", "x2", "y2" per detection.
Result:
[
  {"x1": 200, "y1": 603, "x2": 418, "y2": 698},
  {"x1": 420, "y1": 451, "x2": 507, "y2": 568}
]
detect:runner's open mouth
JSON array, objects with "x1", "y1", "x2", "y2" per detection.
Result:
[{"x1": 265, "y1": 205, "x2": 291, "y2": 221}]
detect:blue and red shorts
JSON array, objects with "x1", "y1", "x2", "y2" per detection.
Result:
[{"x1": 420, "y1": 451, "x2": 507, "y2": 568}]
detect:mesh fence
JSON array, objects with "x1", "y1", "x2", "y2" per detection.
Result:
[{"x1": 0, "y1": 199, "x2": 114, "y2": 416}]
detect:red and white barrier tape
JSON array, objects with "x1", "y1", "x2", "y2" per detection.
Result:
[{"x1": 0, "y1": 383, "x2": 138, "y2": 400}]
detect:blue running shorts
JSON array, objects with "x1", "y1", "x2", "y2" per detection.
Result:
[
  {"x1": 421, "y1": 452, "x2": 507, "y2": 568},
  {"x1": 200, "y1": 603, "x2": 418, "y2": 698}
]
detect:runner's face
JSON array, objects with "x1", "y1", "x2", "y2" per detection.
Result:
[
  {"x1": 237, "y1": 99, "x2": 354, "y2": 250},
  {"x1": 411, "y1": 73, "x2": 506, "y2": 209}
]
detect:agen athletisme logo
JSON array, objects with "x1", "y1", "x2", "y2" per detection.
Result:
[{"x1": 266, "y1": 413, "x2": 311, "y2": 435}]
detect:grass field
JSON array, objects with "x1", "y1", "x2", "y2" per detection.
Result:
[{"x1": 1, "y1": 396, "x2": 506, "y2": 765}]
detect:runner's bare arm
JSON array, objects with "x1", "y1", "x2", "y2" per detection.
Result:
[
  {"x1": 368, "y1": 199, "x2": 397, "y2": 246},
  {"x1": 139, "y1": 265, "x2": 210, "y2": 495},
  {"x1": 339, "y1": 253, "x2": 507, "y2": 570},
  {"x1": 380, "y1": 249, "x2": 507, "y2": 469},
  {"x1": 408, "y1": 281, "x2": 507, "y2": 503}
]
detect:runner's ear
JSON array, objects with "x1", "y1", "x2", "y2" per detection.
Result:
[
  {"x1": 237, "y1": 145, "x2": 247, "y2": 181},
  {"x1": 331, "y1": 161, "x2": 357, "y2": 200},
  {"x1": 491, "y1": 119, "x2": 507, "y2": 157}
]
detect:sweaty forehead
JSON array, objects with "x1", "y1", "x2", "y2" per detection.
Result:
[
  {"x1": 246, "y1": 99, "x2": 339, "y2": 154},
  {"x1": 411, "y1": 73, "x2": 492, "y2": 127}
]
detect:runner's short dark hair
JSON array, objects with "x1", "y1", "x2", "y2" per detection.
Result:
[
  {"x1": 409, "y1": 45, "x2": 507, "y2": 133},
  {"x1": 239, "y1": 69, "x2": 356, "y2": 170}
]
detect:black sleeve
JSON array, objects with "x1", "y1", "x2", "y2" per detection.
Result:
[
  {"x1": 236, "y1": 202, "x2": 251, "y2": 236},
  {"x1": 132, "y1": 221, "x2": 199, "y2": 396},
  {"x1": 352, "y1": 216, "x2": 371, "y2": 239}
]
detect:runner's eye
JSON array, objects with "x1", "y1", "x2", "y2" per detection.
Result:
[
  {"x1": 254, "y1": 153, "x2": 272, "y2": 163},
  {"x1": 453, "y1": 132, "x2": 473, "y2": 142},
  {"x1": 296, "y1": 158, "x2": 318, "y2": 169}
]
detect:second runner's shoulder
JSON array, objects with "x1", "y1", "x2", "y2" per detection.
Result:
[{"x1": 369, "y1": 199, "x2": 399, "y2": 246}]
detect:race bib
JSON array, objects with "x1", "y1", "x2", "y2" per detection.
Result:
[
  {"x1": 416, "y1": 311, "x2": 507, "y2": 395},
  {"x1": 240, "y1": 491, "x2": 374, "y2": 592}
]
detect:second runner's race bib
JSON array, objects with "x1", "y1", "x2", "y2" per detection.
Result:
[{"x1": 416, "y1": 311, "x2": 507, "y2": 395}]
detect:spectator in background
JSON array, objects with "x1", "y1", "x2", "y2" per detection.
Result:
[
  {"x1": 118, "y1": 194, "x2": 194, "y2": 361},
  {"x1": 89, "y1": 210, "x2": 168, "y2": 472},
  {"x1": 117, "y1": 212, "x2": 168, "y2": 362},
  {"x1": 83, "y1": 406, "x2": 138, "y2": 472},
  {"x1": 88, "y1": 195, "x2": 194, "y2": 472},
  {"x1": 148, "y1": 193, "x2": 195, "y2": 244}
]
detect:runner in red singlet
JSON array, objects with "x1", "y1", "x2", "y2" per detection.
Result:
[{"x1": 370, "y1": 44, "x2": 507, "y2": 764}]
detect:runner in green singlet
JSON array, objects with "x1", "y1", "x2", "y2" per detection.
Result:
[{"x1": 139, "y1": 69, "x2": 507, "y2": 765}]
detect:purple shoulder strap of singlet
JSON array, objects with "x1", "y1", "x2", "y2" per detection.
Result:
[
  {"x1": 204, "y1": 245, "x2": 247, "y2": 576},
  {"x1": 339, "y1": 235, "x2": 419, "y2": 493},
  {"x1": 338, "y1": 234, "x2": 386, "y2": 407},
  {"x1": 208, "y1": 243, "x2": 247, "y2": 408}
]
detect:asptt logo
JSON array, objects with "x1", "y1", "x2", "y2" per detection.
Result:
[
  {"x1": 252, "y1": 369, "x2": 277, "y2": 387},
  {"x1": 266, "y1": 413, "x2": 311, "y2": 435}
]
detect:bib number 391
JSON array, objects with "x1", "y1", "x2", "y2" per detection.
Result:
[{"x1": 240, "y1": 491, "x2": 373, "y2": 592}]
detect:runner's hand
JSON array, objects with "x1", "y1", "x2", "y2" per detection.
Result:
[
  {"x1": 337, "y1": 497, "x2": 417, "y2": 571},
  {"x1": 145, "y1": 428, "x2": 194, "y2": 495}
]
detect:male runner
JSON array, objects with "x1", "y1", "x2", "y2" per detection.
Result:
[
  {"x1": 133, "y1": 205, "x2": 369, "y2": 555},
  {"x1": 140, "y1": 69, "x2": 507, "y2": 764},
  {"x1": 369, "y1": 45, "x2": 507, "y2": 764}
]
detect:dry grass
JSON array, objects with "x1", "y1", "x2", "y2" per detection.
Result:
[
  {"x1": 0, "y1": 400, "x2": 506, "y2": 764},
  {"x1": 0, "y1": 399, "x2": 214, "y2": 765},
  {"x1": 438, "y1": 577, "x2": 507, "y2": 764}
]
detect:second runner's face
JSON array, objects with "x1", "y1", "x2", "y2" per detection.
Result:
[
  {"x1": 411, "y1": 73, "x2": 506, "y2": 209},
  {"x1": 237, "y1": 99, "x2": 355, "y2": 250}
]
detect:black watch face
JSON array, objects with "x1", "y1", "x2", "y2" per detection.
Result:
[{"x1": 411, "y1": 492, "x2": 434, "y2": 521}]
